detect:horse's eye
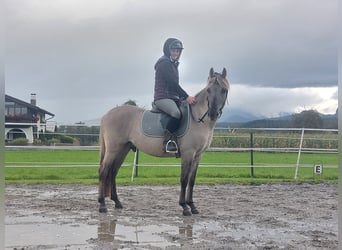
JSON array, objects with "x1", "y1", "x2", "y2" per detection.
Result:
[
  {"x1": 221, "y1": 89, "x2": 227, "y2": 94},
  {"x1": 207, "y1": 89, "x2": 211, "y2": 94}
]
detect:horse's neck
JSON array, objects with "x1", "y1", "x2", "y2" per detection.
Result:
[{"x1": 191, "y1": 90, "x2": 216, "y2": 128}]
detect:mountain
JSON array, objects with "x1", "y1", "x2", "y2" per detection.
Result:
[
  {"x1": 219, "y1": 107, "x2": 265, "y2": 123},
  {"x1": 217, "y1": 109, "x2": 337, "y2": 129}
]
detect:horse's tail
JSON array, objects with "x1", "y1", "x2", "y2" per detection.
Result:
[{"x1": 99, "y1": 126, "x2": 105, "y2": 166}]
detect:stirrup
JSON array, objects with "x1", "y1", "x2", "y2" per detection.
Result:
[{"x1": 165, "y1": 140, "x2": 179, "y2": 153}]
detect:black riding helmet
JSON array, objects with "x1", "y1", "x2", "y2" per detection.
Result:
[{"x1": 163, "y1": 38, "x2": 184, "y2": 59}]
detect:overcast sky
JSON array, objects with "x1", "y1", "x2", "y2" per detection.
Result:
[{"x1": 5, "y1": 0, "x2": 338, "y2": 124}]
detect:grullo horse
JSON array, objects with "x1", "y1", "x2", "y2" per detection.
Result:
[{"x1": 98, "y1": 68, "x2": 229, "y2": 216}]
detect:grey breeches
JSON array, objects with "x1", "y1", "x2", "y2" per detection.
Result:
[{"x1": 154, "y1": 99, "x2": 181, "y2": 119}]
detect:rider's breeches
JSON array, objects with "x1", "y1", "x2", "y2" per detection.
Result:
[{"x1": 154, "y1": 99, "x2": 181, "y2": 133}]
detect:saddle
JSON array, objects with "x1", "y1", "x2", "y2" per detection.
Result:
[{"x1": 141, "y1": 101, "x2": 190, "y2": 138}]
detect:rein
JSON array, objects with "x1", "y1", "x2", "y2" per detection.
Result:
[{"x1": 198, "y1": 110, "x2": 209, "y2": 123}]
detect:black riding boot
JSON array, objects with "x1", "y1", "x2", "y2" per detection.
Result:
[
  {"x1": 162, "y1": 117, "x2": 180, "y2": 153},
  {"x1": 163, "y1": 129, "x2": 179, "y2": 153}
]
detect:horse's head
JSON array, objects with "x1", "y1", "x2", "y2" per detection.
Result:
[{"x1": 206, "y1": 68, "x2": 229, "y2": 121}]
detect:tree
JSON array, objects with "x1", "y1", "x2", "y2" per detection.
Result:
[{"x1": 291, "y1": 109, "x2": 323, "y2": 128}]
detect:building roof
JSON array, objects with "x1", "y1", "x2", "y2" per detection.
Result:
[{"x1": 5, "y1": 94, "x2": 55, "y2": 117}]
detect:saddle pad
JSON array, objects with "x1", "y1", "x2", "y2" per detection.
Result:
[{"x1": 141, "y1": 102, "x2": 190, "y2": 138}]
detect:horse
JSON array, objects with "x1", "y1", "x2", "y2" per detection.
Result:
[{"x1": 98, "y1": 67, "x2": 229, "y2": 216}]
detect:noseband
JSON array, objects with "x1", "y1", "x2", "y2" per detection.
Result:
[{"x1": 198, "y1": 102, "x2": 225, "y2": 123}]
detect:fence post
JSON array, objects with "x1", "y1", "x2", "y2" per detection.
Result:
[
  {"x1": 294, "y1": 128, "x2": 305, "y2": 179},
  {"x1": 131, "y1": 149, "x2": 139, "y2": 182},
  {"x1": 135, "y1": 149, "x2": 139, "y2": 177},
  {"x1": 250, "y1": 132, "x2": 254, "y2": 177}
]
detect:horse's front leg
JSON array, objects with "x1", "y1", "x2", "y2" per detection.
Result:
[
  {"x1": 186, "y1": 158, "x2": 200, "y2": 214},
  {"x1": 179, "y1": 159, "x2": 192, "y2": 216},
  {"x1": 186, "y1": 166, "x2": 199, "y2": 214},
  {"x1": 179, "y1": 175, "x2": 192, "y2": 216}
]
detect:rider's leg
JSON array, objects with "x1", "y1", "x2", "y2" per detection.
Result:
[
  {"x1": 154, "y1": 99, "x2": 181, "y2": 119},
  {"x1": 154, "y1": 99, "x2": 181, "y2": 152},
  {"x1": 163, "y1": 117, "x2": 180, "y2": 152}
]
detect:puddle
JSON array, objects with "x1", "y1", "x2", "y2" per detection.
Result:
[
  {"x1": 6, "y1": 223, "x2": 97, "y2": 248},
  {"x1": 96, "y1": 220, "x2": 181, "y2": 248},
  {"x1": 5, "y1": 215, "x2": 196, "y2": 249}
]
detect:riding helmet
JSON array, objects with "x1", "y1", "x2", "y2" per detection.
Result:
[{"x1": 163, "y1": 38, "x2": 184, "y2": 57}]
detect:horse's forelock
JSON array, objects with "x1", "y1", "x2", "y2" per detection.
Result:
[
  {"x1": 217, "y1": 76, "x2": 229, "y2": 90},
  {"x1": 208, "y1": 72, "x2": 229, "y2": 90}
]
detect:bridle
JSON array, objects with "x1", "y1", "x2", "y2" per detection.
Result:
[
  {"x1": 197, "y1": 76, "x2": 228, "y2": 123},
  {"x1": 197, "y1": 101, "x2": 225, "y2": 123}
]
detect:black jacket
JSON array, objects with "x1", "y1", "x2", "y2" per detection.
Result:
[{"x1": 154, "y1": 38, "x2": 189, "y2": 102}]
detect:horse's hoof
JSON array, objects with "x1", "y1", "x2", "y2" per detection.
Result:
[
  {"x1": 191, "y1": 208, "x2": 199, "y2": 214},
  {"x1": 183, "y1": 209, "x2": 192, "y2": 216},
  {"x1": 115, "y1": 203, "x2": 123, "y2": 209},
  {"x1": 187, "y1": 203, "x2": 199, "y2": 214},
  {"x1": 99, "y1": 206, "x2": 108, "y2": 213}
]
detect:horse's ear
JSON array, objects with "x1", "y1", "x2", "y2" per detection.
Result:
[
  {"x1": 222, "y1": 68, "x2": 227, "y2": 78},
  {"x1": 209, "y1": 68, "x2": 214, "y2": 78}
]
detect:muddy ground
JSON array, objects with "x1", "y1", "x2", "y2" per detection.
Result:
[{"x1": 5, "y1": 183, "x2": 337, "y2": 249}]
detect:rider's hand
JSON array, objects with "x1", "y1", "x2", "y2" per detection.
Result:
[{"x1": 186, "y1": 96, "x2": 196, "y2": 105}]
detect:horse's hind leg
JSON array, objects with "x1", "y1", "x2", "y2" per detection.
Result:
[
  {"x1": 98, "y1": 160, "x2": 110, "y2": 213},
  {"x1": 98, "y1": 153, "x2": 115, "y2": 213},
  {"x1": 98, "y1": 145, "x2": 130, "y2": 212},
  {"x1": 110, "y1": 165, "x2": 122, "y2": 209},
  {"x1": 110, "y1": 145, "x2": 131, "y2": 209}
]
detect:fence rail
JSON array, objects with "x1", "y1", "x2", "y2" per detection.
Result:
[
  {"x1": 5, "y1": 128, "x2": 338, "y2": 180},
  {"x1": 5, "y1": 145, "x2": 338, "y2": 153}
]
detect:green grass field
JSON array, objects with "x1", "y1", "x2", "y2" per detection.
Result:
[{"x1": 5, "y1": 149, "x2": 338, "y2": 184}]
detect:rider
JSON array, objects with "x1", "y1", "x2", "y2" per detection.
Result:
[{"x1": 154, "y1": 38, "x2": 196, "y2": 153}]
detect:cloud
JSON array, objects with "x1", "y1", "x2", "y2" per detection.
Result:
[
  {"x1": 5, "y1": 0, "x2": 338, "y2": 123},
  {"x1": 227, "y1": 85, "x2": 338, "y2": 117}
]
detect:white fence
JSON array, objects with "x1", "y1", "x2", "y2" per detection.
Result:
[{"x1": 5, "y1": 128, "x2": 338, "y2": 180}]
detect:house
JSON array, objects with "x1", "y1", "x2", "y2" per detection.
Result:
[{"x1": 5, "y1": 94, "x2": 55, "y2": 143}]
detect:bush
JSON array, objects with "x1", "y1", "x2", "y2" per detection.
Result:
[
  {"x1": 48, "y1": 138, "x2": 60, "y2": 145},
  {"x1": 59, "y1": 135, "x2": 75, "y2": 144},
  {"x1": 11, "y1": 138, "x2": 29, "y2": 145},
  {"x1": 33, "y1": 139, "x2": 42, "y2": 145}
]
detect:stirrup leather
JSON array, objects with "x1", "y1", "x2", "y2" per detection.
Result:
[{"x1": 165, "y1": 139, "x2": 179, "y2": 153}]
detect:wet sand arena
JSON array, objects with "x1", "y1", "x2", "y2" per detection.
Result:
[{"x1": 5, "y1": 183, "x2": 337, "y2": 249}]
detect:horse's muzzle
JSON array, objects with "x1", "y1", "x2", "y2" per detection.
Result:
[{"x1": 208, "y1": 109, "x2": 220, "y2": 121}]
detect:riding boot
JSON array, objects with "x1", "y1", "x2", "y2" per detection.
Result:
[{"x1": 163, "y1": 129, "x2": 179, "y2": 153}]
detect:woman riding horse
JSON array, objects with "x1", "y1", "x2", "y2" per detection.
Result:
[{"x1": 154, "y1": 38, "x2": 196, "y2": 153}]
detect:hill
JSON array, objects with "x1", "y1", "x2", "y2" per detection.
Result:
[{"x1": 217, "y1": 109, "x2": 337, "y2": 129}]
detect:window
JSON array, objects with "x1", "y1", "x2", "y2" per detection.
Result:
[
  {"x1": 21, "y1": 107, "x2": 28, "y2": 114},
  {"x1": 6, "y1": 107, "x2": 14, "y2": 115},
  {"x1": 15, "y1": 107, "x2": 21, "y2": 115},
  {"x1": 5, "y1": 104, "x2": 28, "y2": 116}
]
